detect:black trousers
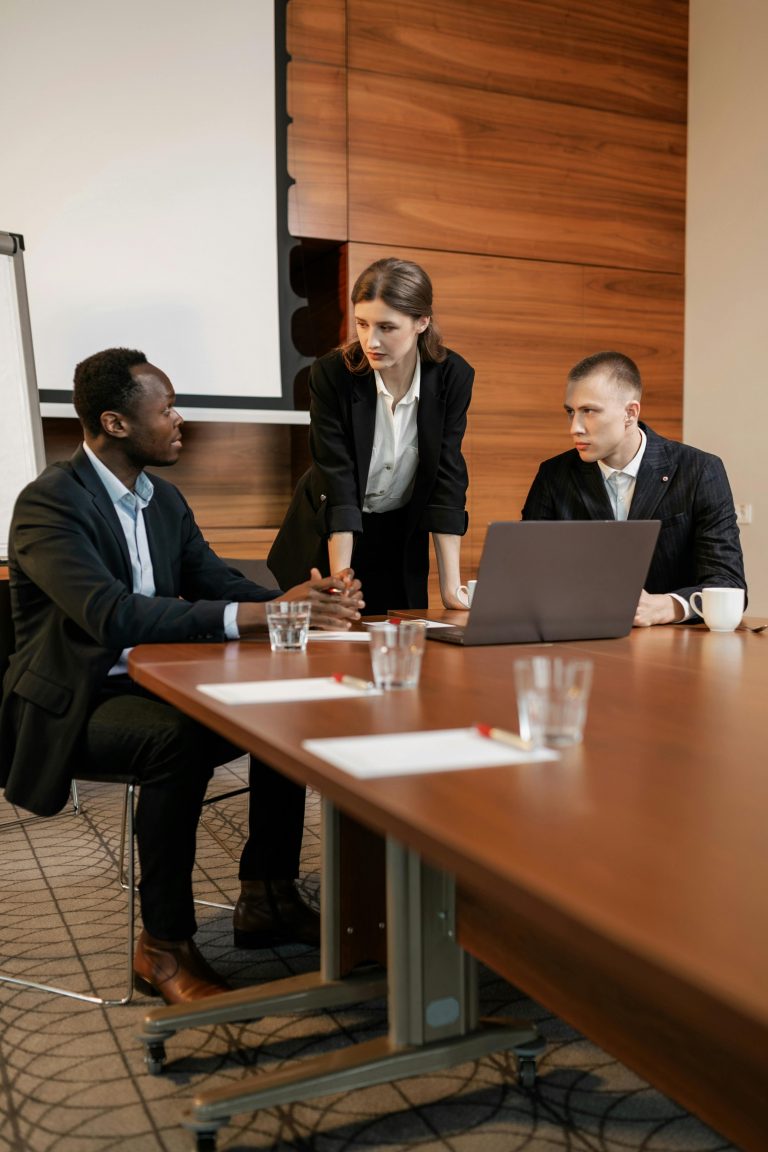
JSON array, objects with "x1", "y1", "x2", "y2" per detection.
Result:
[
  {"x1": 82, "y1": 679, "x2": 306, "y2": 939},
  {"x1": 352, "y1": 507, "x2": 427, "y2": 615}
]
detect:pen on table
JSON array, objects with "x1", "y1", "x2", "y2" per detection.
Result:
[
  {"x1": 332, "y1": 673, "x2": 375, "y2": 691},
  {"x1": 475, "y1": 722, "x2": 533, "y2": 751}
]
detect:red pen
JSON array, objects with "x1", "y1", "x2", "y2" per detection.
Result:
[
  {"x1": 475, "y1": 722, "x2": 533, "y2": 751},
  {"x1": 332, "y1": 673, "x2": 375, "y2": 691}
]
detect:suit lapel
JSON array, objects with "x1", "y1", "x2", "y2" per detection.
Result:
[
  {"x1": 415, "y1": 360, "x2": 444, "y2": 486},
  {"x1": 350, "y1": 372, "x2": 377, "y2": 498},
  {"x1": 142, "y1": 498, "x2": 175, "y2": 596},
  {"x1": 70, "y1": 447, "x2": 133, "y2": 580},
  {"x1": 574, "y1": 457, "x2": 614, "y2": 519},
  {"x1": 628, "y1": 426, "x2": 677, "y2": 520}
]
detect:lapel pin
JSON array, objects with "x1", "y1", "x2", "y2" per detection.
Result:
[{"x1": 662, "y1": 475, "x2": 669, "y2": 482}]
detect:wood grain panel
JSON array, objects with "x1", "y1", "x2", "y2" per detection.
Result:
[
  {"x1": 348, "y1": 72, "x2": 686, "y2": 272},
  {"x1": 582, "y1": 268, "x2": 684, "y2": 434},
  {"x1": 287, "y1": 0, "x2": 346, "y2": 67},
  {"x1": 287, "y1": 61, "x2": 348, "y2": 240},
  {"x1": 349, "y1": 0, "x2": 688, "y2": 122}
]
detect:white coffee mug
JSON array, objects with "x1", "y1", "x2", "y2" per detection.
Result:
[
  {"x1": 690, "y1": 587, "x2": 744, "y2": 632},
  {"x1": 457, "y1": 579, "x2": 477, "y2": 607}
]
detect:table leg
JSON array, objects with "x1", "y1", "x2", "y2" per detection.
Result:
[
  {"x1": 137, "y1": 798, "x2": 387, "y2": 1074},
  {"x1": 179, "y1": 838, "x2": 544, "y2": 1151}
]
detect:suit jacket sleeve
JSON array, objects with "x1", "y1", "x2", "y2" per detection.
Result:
[
  {"x1": 667, "y1": 452, "x2": 746, "y2": 604},
  {"x1": 307, "y1": 355, "x2": 365, "y2": 535},
  {"x1": 416, "y1": 352, "x2": 473, "y2": 535}
]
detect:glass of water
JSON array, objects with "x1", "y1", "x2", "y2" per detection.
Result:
[{"x1": 265, "y1": 600, "x2": 312, "y2": 652}]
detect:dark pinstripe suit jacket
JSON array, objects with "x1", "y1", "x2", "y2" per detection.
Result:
[{"x1": 521, "y1": 423, "x2": 746, "y2": 605}]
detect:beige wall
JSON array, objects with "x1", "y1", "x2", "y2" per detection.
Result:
[{"x1": 686, "y1": 0, "x2": 768, "y2": 613}]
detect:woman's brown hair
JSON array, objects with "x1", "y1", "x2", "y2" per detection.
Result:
[{"x1": 341, "y1": 257, "x2": 447, "y2": 373}]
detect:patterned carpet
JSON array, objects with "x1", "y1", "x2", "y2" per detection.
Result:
[{"x1": 0, "y1": 759, "x2": 738, "y2": 1152}]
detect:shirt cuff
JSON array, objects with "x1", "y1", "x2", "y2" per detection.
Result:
[
  {"x1": 224, "y1": 601, "x2": 240, "y2": 639},
  {"x1": 671, "y1": 592, "x2": 694, "y2": 622}
]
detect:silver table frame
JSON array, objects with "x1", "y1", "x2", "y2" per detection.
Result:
[{"x1": 138, "y1": 799, "x2": 543, "y2": 1149}]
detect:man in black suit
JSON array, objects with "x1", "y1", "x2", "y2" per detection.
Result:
[
  {"x1": 0, "y1": 348, "x2": 364, "y2": 1003},
  {"x1": 522, "y1": 351, "x2": 746, "y2": 626}
]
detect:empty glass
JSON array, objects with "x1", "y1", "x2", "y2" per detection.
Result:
[
  {"x1": 514, "y1": 656, "x2": 593, "y2": 747},
  {"x1": 368, "y1": 620, "x2": 427, "y2": 690}
]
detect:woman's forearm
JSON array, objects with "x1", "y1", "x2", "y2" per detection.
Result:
[
  {"x1": 328, "y1": 532, "x2": 354, "y2": 574},
  {"x1": 433, "y1": 533, "x2": 466, "y2": 609}
]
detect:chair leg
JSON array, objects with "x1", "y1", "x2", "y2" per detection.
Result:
[{"x1": 0, "y1": 782, "x2": 136, "y2": 1006}]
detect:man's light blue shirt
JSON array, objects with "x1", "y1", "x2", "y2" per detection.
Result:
[{"x1": 83, "y1": 443, "x2": 238, "y2": 674}]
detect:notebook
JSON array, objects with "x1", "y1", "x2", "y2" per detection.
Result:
[{"x1": 428, "y1": 520, "x2": 661, "y2": 646}]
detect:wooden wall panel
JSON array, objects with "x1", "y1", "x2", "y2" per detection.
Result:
[
  {"x1": 349, "y1": 0, "x2": 688, "y2": 122},
  {"x1": 347, "y1": 72, "x2": 686, "y2": 273},
  {"x1": 287, "y1": 0, "x2": 346, "y2": 67},
  {"x1": 287, "y1": 61, "x2": 348, "y2": 240},
  {"x1": 286, "y1": 0, "x2": 347, "y2": 240}
]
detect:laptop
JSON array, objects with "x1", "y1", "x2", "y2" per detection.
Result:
[{"x1": 428, "y1": 520, "x2": 661, "y2": 646}]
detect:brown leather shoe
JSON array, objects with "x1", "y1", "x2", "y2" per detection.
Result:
[
  {"x1": 133, "y1": 929, "x2": 232, "y2": 1003},
  {"x1": 233, "y1": 879, "x2": 320, "y2": 949}
]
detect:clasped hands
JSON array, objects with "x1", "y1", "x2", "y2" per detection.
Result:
[
  {"x1": 237, "y1": 568, "x2": 364, "y2": 636},
  {"x1": 282, "y1": 567, "x2": 365, "y2": 629}
]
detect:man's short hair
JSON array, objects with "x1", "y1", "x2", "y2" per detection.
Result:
[
  {"x1": 73, "y1": 348, "x2": 148, "y2": 437},
  {"x1": 568, "y1": 351, "x2": 642, "y2": 398}
]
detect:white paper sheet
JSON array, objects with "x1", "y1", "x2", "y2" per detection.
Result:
[
  {"x1": 307, "y1": 631, "x2": 371, "y2": 642},
  {"x1": 197, "y1": 677, "x2": 381, "y2": 704},
  {"x1": 303, "y1": 727, "x2": 558, "y2": 778},
  {"x1": 385, "y1": 618, "x2": 456, "y2": 630}
]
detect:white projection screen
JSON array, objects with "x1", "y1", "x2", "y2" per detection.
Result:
[{"x1": 0, "y1": 0, "x2": 305, "y2": 422}]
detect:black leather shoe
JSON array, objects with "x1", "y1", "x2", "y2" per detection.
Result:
[
  {"x1": 133, "y1": 929, "x2": 232, "y2": 1003},
  {"x1": 233, "y1": 879, "x2": 320, "y2": 949}
]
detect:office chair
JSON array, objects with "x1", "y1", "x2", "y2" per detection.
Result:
[{"x1": 0, "y1": 577, "x2": 138, "y2": 1005}]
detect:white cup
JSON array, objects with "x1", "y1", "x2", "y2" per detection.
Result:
[
  {"x1": 514, "y1": 656, "x2": 593, "y2": 747},
  {"x1": 457, "y1": 579, "x2": 477, "y2": 607},
  {"x1": 689, "y1": 587, "x2": 744, "y2": 632},
  {"x1": 368, "y1": 620, "x2": 426, "y2": 690},
  {"x1": 265, "y1": 600, "x2": 312, "y2": 651}
]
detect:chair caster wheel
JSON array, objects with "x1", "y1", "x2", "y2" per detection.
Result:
[
  {"x1": 143, "y1": 1041, "x2": 167, "y2": 1075},
  {"x1": 517, "y1": 1057, "x2": 536, "y2": 1088}
]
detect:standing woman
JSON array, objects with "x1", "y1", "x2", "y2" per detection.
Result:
[{"x1": 268, "y1": 257, "x2": 474, "y2": 613}]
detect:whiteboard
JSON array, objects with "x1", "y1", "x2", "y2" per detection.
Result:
[
  {"x1": 0, "y1": 0, "x2": 305, "y2": 420},
  {"x1": 0, "y1": 234, "x2": 45, "y2": 561}
]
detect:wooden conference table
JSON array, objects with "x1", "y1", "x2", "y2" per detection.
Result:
[{"x1": 129, "y1": 619, "x2": 768, "y2": 1151}]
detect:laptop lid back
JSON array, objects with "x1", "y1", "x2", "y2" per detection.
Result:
[{"x1": 460, "y1": 520, "x2": 661, "y2": 645}]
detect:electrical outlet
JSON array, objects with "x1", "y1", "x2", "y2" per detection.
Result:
[{"x1": 735, "y1": 502, "x2": 752, "y2": 525}]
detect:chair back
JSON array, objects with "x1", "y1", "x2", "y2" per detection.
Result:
[{"x1": 0, "y1": 577, "x2": 13, "y2": 691}]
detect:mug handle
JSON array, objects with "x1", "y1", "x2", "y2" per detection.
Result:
[
  {"x1": 456, "y1": 584, "x2": 470, "y2": 607},
  {"x1": 690, "y1": 591, "x2": 703, "y2": 618}
]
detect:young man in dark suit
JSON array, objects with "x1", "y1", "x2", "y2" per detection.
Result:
[
  {"x1": 0, "y1": 348, "x2": 364, "y2": 1003},
  {"x1": 522, "y1": 351, "x2": 746, "y2": 626}
]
